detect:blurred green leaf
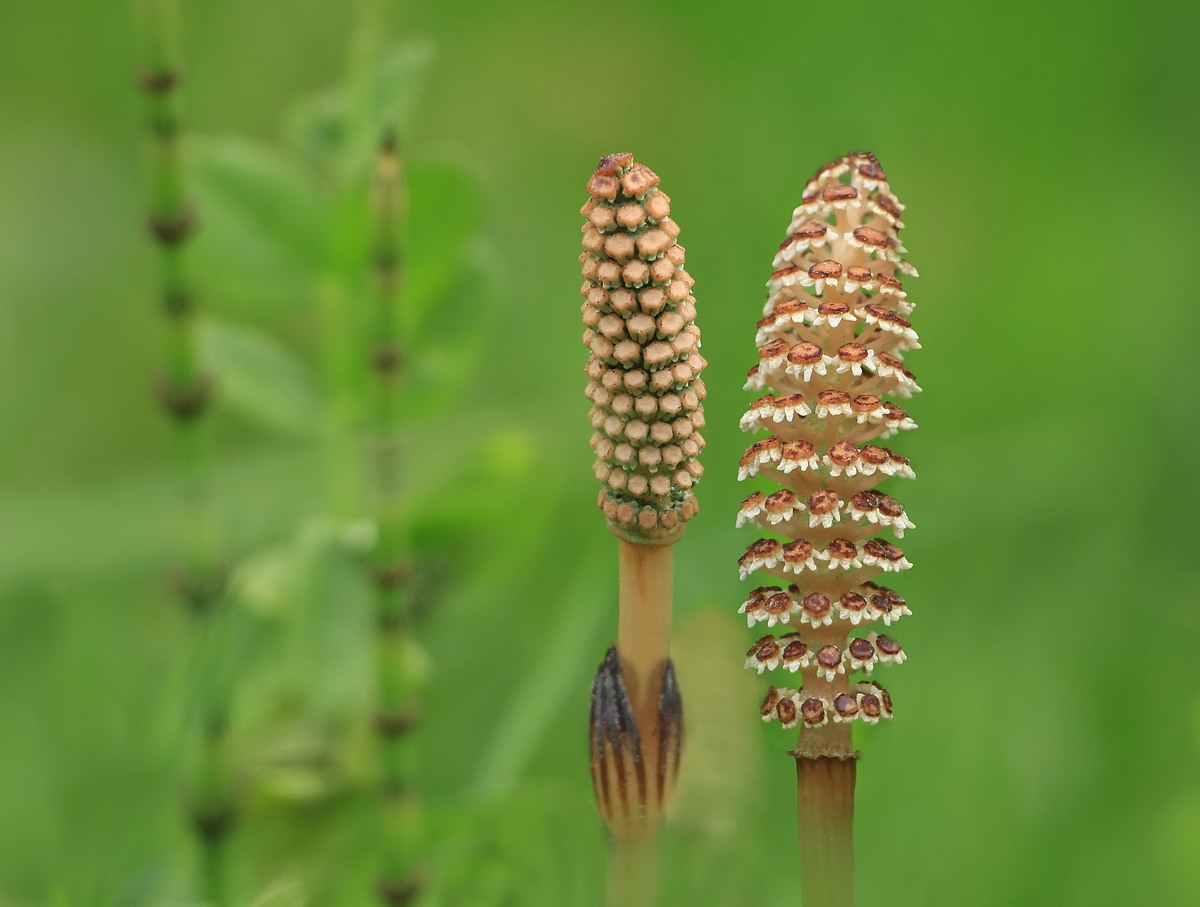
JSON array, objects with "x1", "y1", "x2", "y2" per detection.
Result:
[
  {"x1": 190, "y1": 136, "x2": 328, "y2": 312},
  {"x1": 368, "y1": 41, "x2": 436, "y2": 136},
  {"x1": 284, "y1": 88, "x2": 350, "y2": 169},
  {"x1": 217, "y1": 520, "x2": 374, "y2": 811},
  {"x1": 407, "y1": 161, "x2": 484, "y2": 332},
  {"x1": 284, "y1": 40, "x2": 435, "y2": 178},
  {"x1": 201, "y1": 319, "x2": 322, "y2": 436}
]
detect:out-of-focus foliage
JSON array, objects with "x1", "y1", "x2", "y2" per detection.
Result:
[{"x1": 1, "y1": 0, "x2": 1198, "y2": 905}]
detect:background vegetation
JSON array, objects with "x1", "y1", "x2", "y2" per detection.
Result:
[{"x1": 2, "y1": 0, "x2": 1198, "y2": 904}]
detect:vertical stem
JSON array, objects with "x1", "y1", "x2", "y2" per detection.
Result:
[
  {"x1": 607, "y1": 538, "x2": 677, "y2": 906},
  {"x1": 139, "y1": 2, "x2": 232, "y2": 902},
  {"x1": 795, "y1": 756, "x2": 856, "y2": 907},
  {"x1": 607, "y1": 830, "x2": 659, "y2": 907},
  {"x1": 617, "y1": 539, "x2": 673, "y2": 753},
  {"x1": 368, "y1": 134, "x2": 424, "y2": 904},
  {"x1": 199, "y1": 817, "x2": 229, "y2": 906}
]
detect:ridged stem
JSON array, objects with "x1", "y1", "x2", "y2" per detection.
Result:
[
  {"x1": 617, "y1": 539, "x2": 673, "y2": 740},
  {"x1": 795, "y1": 756, "x2": 856, "y2": 907},
  {"x1": 138, "y1": 2, "x2": 232, "y2": 901},
  {"x1": 610, "y1": 538, "x2": 674, "y2": 906},
  {"x1": 367, "y1": 134, "x2": 424, "y2": 904}
]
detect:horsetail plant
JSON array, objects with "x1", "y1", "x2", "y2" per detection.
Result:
[
  {"x1": 365, "y1": 133, "x2": 427, "y2": 905},
  {"x1": 581, "y1": 153, "x2": 704, "y2": 906},
  {"x1": 736, "y1": 152, "x2": 918, "y2": 905},
  {"x1": 138, "y1": 1, "x2": 234, "y2": 901}
]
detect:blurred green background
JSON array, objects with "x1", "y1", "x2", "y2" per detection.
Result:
[{"x1": 2, "y1": 0, "x2": 1198, "y2": 904}]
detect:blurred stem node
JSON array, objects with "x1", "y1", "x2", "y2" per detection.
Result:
[
  {"x1": 367, "y1": 130, "x2": 425, "y2": 902},
  {"x1": 138, "y1": 1, "x2": 235, "y2": 902}
]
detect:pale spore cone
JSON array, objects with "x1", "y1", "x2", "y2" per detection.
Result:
[
  {"x1": 736, "y1": 152, "x2": 917, "y2": 756},
  {"x1": 581, "y1": 153, "x2": 706, "y2": 546}
]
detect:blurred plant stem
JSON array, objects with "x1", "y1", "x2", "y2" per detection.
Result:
[
  {"x1": 367, "y1": 133, "x2": 426, "y2": 903},
  {"x1": 607, "y1": 830, "x2": 659, "y2": 907},
  {"x1": 138, "y1": 1, "x2": 234, "y2": 902}
]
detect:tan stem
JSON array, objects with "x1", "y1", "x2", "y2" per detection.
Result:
[
  {"x1": 795, "y1": 755, "x2": 856, "y2": 907},
  {"x1": 607, "y1": 829, "x2": 660, "y2": 907},
  {"x1": 603, "y1": 538, "x2": 675, "y2": 906},
  {"x1": 617, "y1": 538, "x2": 673, "y2": 766}
]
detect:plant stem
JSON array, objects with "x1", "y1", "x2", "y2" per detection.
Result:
[
  {"x1": 367, "y1": 133, "x2": 424, "y2": 904},
  {"x1": 199, "y1": 815, "x2": 230, "y2": 906},
  {"x1": 795, "y1": 755, "x2": 856, "y2": 907},
  {"x1": 617, "y1": 539, "x2": 673, "y2": 776},
  {"x1": 604, "y1": 538, "x2": 678, "y2": 906},
  {"x1": 139, "y1": 2, "x2": 233, "y2": 901},
  {"x1": 607, "y1": 829, "x2": 660, "y2": 907}
]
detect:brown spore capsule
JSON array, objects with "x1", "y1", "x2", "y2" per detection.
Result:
[
  {"x1": 817, "y1": 389, "x2": 850, "y2": 407},
  {"x1": 874, "y1": 193, "x2": 903, "y2": 222},
  {"x1": 802, "y1": 592, "x2": 831, "y2": 621},
  {"x1": 858, "y1": 158, "x2": 887, "y2": 181},
  {"x1": 781, "y1": 439, "x2": 816, "y2": 462},
  {"x1": 848, "y1": 637, "x2": 875, "y2": 661},
  {"x1": 877, "y1": 494, "x2": 904, "y2": 518},
  {"x1": 852, "y1": 394, "x2": 882, "y2": 414},
  {"x1": 838, "y1": 342, "x2": 868, "y2": 364},
  {"x1": 782, "y1": 638, "x2": 809, "y2": 661},
  {"x1": 777, "y1": 697, "x2": 799, "y2": 727},
  {"x1": 788, "y1": 341, "x2": 824, "y2": 366},
  {"x1": 759, "y1": 338, "x2": 790, "y2": 360},
  {"x1": 761, "y1": 687, "x2": 782, "y2": 718},
  {"x1": 823, "y1": 185, "x2": 858, "y2": 203},
  {"x1": 840, "y1": 591, "x2": 867, "y2": 616},
  {"x1": 754, "y1": 638, "x2": 781, "y2": 665},
  {"x1": 816, "y1": 645, "x2": 842, "y2": 670},
  {"x1": 876, "y1": 635, "x2": 903, "y2": 657},
  {"x1": 763, "y1": 490, "x2": 797, "y2": 518},
  {"x1": 860, "y1": 445, "x2": 889, "y2": 466},
  {"x1": 764, "y1": 592, "x2": 794, "y2": 620},
  {"x1": 809, "y1": 260, "x2": 843, "y2": 280},
  {"x1": 807, "y1": 489, "x2": 840, "y2": 515},
  {"x1": 850, "y1": 491, "x2": 878, "y2": 513},
  {"x1": 853, "y1": 225, "x2": 891, "y2": 248},
  {"x1": 827, "y1": 440, "x2": 861, "y2": 468},
  {"x1": 833, "y1": 693, "x2": 859, "y2": 718},
  {"x1": 859, "y1": 694, "x2": 882, "y2": 719},
  {"x1": 800, "y1": 698, "x2": 827, "y2": 726},
  {"x1": 794, "y1": 220, "x2": 828, "y2": 240},
  {"x1": 781, "y1": 538, "x2": 814, "y2": 565},
  {"x1": 865, "y1": 539, "x2": 904, "y2": 562}
]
